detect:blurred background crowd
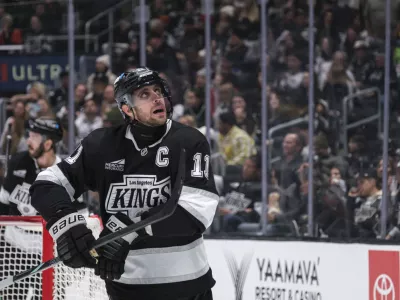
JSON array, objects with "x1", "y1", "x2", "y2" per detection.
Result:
[{"x1": 1, "y1": 0, "x2": 400, "y2": 240}]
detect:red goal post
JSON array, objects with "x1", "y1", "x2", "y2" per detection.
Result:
[{"x1": 0, "y1": 215, "x2": 108, "y2": 300}]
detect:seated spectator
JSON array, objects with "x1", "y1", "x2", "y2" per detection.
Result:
[
  {"x1": 219, "y1": 155, "x2": 262, "y2": 232},
  {"x1": 178, "y1": 114, "x2": 219, "y2": 152},
  {"x1": 193, "y1": 68, "x2": 216, "y2": 114},
  {"x1": 320, "y1": 51, "x2": 356, "y2": 111},
  {"x1": 40, "y1": 0, "x2": 62, "y2": 34},
  {"x1": 272, "y1": 132, "x2": 304, "y2": 189},
  {"x1": 182, "y1": 88, "x2": 205, "y2": 127},
  {"x1": 101, "y1": 84, "x2": 118, "y2": 119},
  {"x1": 178, "y1": 16, "x2": 204, "y2": 63},
  {"x1": 24, "y1": 16, "x2": 52, "y2": 54},
  {"x1": 10, "y1": 82, "x2": 47, "y2": 110},
  {"x1": 267, "y1": 91, "x2": 294, "y2": 128},
  {"x1": 364, "y1": 49, "x2": 397, "y2": 94},
  {"x1": 74, "y1": 83, "x2": 87, "y2": 114},
  {"x1": 120, "y1": 37, "x2": 139, "y2": 73},
  {"x1": 75, "y1": 99, "x2": 103, "y2": 141},
  {"x1": 147, "y1": 31, "x2": 181, "y2": 75},
  {"x1": 0, "y1": 14, "x2": 22, "y2": 46},
  {"x1": 316, "y1": 9, "x2": 341, "y2": 51},
  {"x1": 350, "y1": 40, "x2": 373, "y2": 89},
  {"x1": 56, "y1": 83, "x2": 87, "y2": 119},
  {"x1": 113, "y1": 19, "x2": 133, "y2": 44},
  {"x1": 231, "y1": 95, "x2": 256, "y2": 136},
  {"x1": 224, "y1": 26, "x2": 252, "y2": 67},
  {"x1": 376, "y1": 156, "x2": 399, "y2": 208},
  {"x1": 56, "y1": 115, "x2": 79, "y2": 155},
  {"x1": 149, "y1": 18, "x2": 177, "y2": 50},
  {"x1": 90, "y1": 72, "x2": 110, "y2": 107},
  {"x1": 263, "y1": 185, "x2": 302, "y2": 237},
  {"x1": 178, "y1": 114, "x2": 197, "y2": 128},
  {"x1": 36, "y1": 98, "x2": 55, "y2": 119},
  {"x1": 234, "y1": 0, "x2": 260, "y2": 41},
  {"x1": 314, "y1": 165, "x2": 349, "y2": 237},
  {"x1": 49, "y1": 71, "x2": 69, "y2": 114},
  {"x1": 0, "y1": 100, "x2": 28, "y2": 155},
  {"x1": 346, "y1": 134, "x2": 370, "y2": 182},
  {"x1": 314, "y1": 133, "x2": 348, "y2": 183},
  {"x1": 349, "y1": 168, "x2": 390, "y2": 238},
  {"x1": 217, "y1": 111, "x2": 255, "y2": 166},
  {"x1": 274, "y1": 50, "x2": 306, "y2": 93},
  {"x1": 103, "y1": 107, "x2": 124, "y2": 128},
  {"x1": 315, "y1": 37, "x2": 334, "y2": 76},
  {"x1": 213, "y1": 82, "x2": 237, "y2": 122},
  {"x1": 87, "y1": 55, "x2": 117, "y2": 93}
]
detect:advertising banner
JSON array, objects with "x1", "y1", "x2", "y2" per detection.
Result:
[
  {"x1": 204, "y1": 239, "x2": 400, "y2": 300},
  {"x1": 0, "y1": 56, "x2": 80, "y2": 92}
]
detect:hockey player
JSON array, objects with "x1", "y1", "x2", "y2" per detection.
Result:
[
  {"x1": 29, "y1": 67, "x2": 219, "y2": 300},
  {"x1": 0, "y1": 117, "x2": 65, "y2": 215},
  {"x1": 0, "y1": 117, "x2": 68, "y2": 300}
]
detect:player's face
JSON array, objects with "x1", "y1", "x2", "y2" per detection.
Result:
[
  {"x1": 132, "y1": 84, "x2": 168, "y2": 127},
  {"x1": 27, "y1": 131, "x2": 44, "y2": 157}
]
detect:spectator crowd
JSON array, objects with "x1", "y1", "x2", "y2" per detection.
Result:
[{"x1": 1, "y1": 0, "x2": 400, "y2": 240}]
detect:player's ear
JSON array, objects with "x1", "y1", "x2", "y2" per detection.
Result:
[
  {"x1": 43, "y1": 139, "x2": 53, "y2": 152},
  {"x1": 121, "y1": 104, "x2": 135, "y2": 120}
]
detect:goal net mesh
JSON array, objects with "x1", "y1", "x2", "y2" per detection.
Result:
[{"x1": 0, "y1": 216, "x2": 108, "y2": 300}]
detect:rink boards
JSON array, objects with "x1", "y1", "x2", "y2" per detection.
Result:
[{"x1": 204, "y1": 238, "x2": 400, "y2": 300}]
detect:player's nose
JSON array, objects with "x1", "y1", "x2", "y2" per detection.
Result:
[{"x1": 153, "y1": 96, "x2": 164, "y2": 104}]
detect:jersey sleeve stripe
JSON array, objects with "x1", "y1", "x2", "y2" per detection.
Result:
[
  {"x1": 36, "y1": 166, "x2": 76, "y2": 202},
  {"x1": 0, "y1": 187, "x2": 10, "y2": 205},
  {"x1": 178, "y1": 186, "x2": 219, "y2": 229}
]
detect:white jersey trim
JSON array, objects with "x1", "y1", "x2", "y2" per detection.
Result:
[
  {"x1": 116, "y1": 237, "x2": 209, "y2": 284},
  {"x1": 125, "y1": 119, "x2": 172, "y2": 152},
  {"x1": 178, "y1": 186, "x2": 219, "y2": 229},
  {"x1": 36, "y1": 165, "x2": 76, "y2": 202}
]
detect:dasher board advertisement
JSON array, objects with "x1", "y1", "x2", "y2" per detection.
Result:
[{"x1": 204, "y1": 239, "x2": 400, "y2": 300}]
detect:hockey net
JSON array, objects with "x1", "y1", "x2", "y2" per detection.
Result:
[{"x1": 0, "y1": 216, "x2": 108, "y2": 300}]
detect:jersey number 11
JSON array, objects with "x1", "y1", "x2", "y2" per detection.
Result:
[{"x1": 191, "y1": 153, "x2": 210, "y2": 179}]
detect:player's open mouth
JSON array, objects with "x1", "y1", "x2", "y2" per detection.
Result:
[{"x1": 153, "y1": 109, "x2": 165, "y2": 115}]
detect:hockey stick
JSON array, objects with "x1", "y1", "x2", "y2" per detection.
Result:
[{"x1": 0, "y1": 148, "x2": 186, "y2": 290}]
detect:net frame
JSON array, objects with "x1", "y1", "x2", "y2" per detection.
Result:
[{"x1": 0, "y1": 215, "x2": 107, "y2": 300}]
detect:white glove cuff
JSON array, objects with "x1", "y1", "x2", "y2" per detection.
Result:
[{"x1": 49, "y1": 213, "x2": 87, "y2": 240}]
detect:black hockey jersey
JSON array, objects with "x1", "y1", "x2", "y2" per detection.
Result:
[
  {"x1": 0, "y1": 152, "x2": 86, "y2": 216},
  {"x1": 30, "y1": 120, "x2": 219, "y2": 300},
  {"x1": 0, "y1": 151, "x2": 63, "y2": 216}
]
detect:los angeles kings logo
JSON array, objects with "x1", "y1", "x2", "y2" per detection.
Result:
[{"x1": 105, "y1": 175, "x2": 171, "y2": 216}]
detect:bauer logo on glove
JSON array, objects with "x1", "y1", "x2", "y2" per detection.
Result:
[{"x1": 50, "y1": 213, "x2": 86, "y2": 239}]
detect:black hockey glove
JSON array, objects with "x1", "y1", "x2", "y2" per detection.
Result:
[
  {"x1": 48, "y1": 212, "x2": 97, "y2": 269},
  {"x1": 95, "y1": 212, "x2": 150, "y2": 281}
]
